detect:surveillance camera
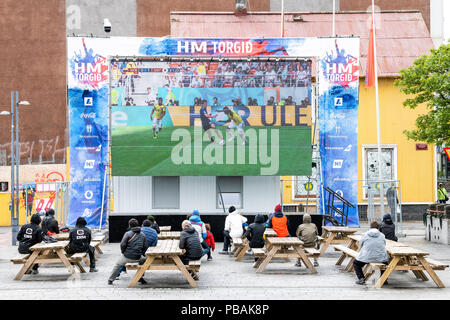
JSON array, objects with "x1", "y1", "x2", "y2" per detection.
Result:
[{"x1": 104, "y1": 18, "x2": 111, "y2": 33}]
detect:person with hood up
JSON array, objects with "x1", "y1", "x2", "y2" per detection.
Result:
[
  {"x1": 17, "y1": 213, "x2": 44, "y2": 274},
  {"x1": 108, "y1": 218, "x2": 149, "y2": 285},
  {"x1": 379, "y1": 213, "x2": 398, "y2": 242},
  {"x1": 67, "y1": 217, "x2": 98, "y2": 272},
  {"x1": 146, "y1": 215, "x2": 161, "y2": 234},
  {"x1": 295, "y1": 213, "x2": 319, "y2": 267},
  {"x1": 179, "y1": 220, "x2": 203, "y2": 280},
  {"x1": 267, "y1": 204, "x2": 290, "y2": 237},
  {"x1": 243, "y1": 214, "x2": 266, "y2": 264},
  {"x1": 41, "y1": 209, "x2": 59, "y2": 236},
  {"x1": 189, "y1": 210, "x2": 210, "y2": 258},
  {"x1": 219, "y1": 206, "x2": 248, "y2": 254},
  {"x1": 353, "y1": 220, "x2": 389, "y2": 285}
]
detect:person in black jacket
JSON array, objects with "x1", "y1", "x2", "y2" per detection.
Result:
[
  {"x1": 243, "y1": 214, "x2": 266, "y2": 263},
  {"x1": 146, "y1": 215, "x2": 160, "y2": 234},
  {"x1": 179, "y1": 220, "x2": 203, "y2": 265},
  {"x1": 67, "y1": 217, "x2": 97, "y2": 272},
  {"x1": 379, "y1": 213, "x2": 398, "y2": 242},
  {"x1": 108, "y1": 218, "x2": 149, "y2": 285},
  {"x1": 17, "y1": 213, "x2": 43, "y2": 274},
  {"x1": 41, "y1": 209, "x2": 59, "y2": 236}
]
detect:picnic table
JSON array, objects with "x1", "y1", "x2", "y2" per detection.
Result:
[
  {"x1": 335, "y1": 234, "x2": 409, "y2": 272},
  {"x1": 253, "y1": 237, "x2": 318, "y2": 274},
  {"x1": 334, "y1": 234, "x2": 448, "y2": 288},
  {"x1": 12, "y1": 241, "x2": 87, "y2": 280},
  {"x1": 53, "y1": 233, "x2": 105, "y2": 257},
  {"x1": 319, "y1": 226, "x2": 358, "y2": 256},
  {"x1": 233, "y1": 228, "x2": 286, "y2": 262},
  {"x1": 126, "y1": 240, "x2": 199, "y2": 288},
  {"x1": 264, "y1": 228, "x2": 278, "y2": 237},
  {"x1": 54, "y1": 232, "x2": 69, "y2": 241},
  {"x1": 159, "y1": 226, "x2": 171, "y2": 232},
  {"x1": 158, "y1": 231, "x2": 181, "y2": 240}
]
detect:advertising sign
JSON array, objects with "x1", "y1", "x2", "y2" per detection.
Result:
[{"x1": 67, "y1": 36, "x2": 360, "y2": 227}]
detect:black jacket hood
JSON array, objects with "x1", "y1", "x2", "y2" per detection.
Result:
[
  {"x1": 30, "y1": 214, "x2": 41, "y2": 225},
  {"x1": 255, "y1": 214, "x2": 265, "y2": 223}
]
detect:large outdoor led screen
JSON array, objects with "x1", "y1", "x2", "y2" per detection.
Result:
[{"x1": 111, "y1": 59, "x2": 312, "y2": 176}]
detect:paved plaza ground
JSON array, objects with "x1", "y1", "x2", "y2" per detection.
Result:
[{"x1": 0, "y1": 221, "x2": 449, "y2": 300}]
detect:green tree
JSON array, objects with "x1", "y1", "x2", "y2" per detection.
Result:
[{"x1": 394, "y1": 42, "x2": 450, "y2": 146}]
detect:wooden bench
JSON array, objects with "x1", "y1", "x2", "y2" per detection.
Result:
[
  {"x1": 333, "y1": 245, "x2": 359, "y2": 272},
  {"x1": 252, "y1": 248, "x2": 266, "y2": 257},
  {"x1": 333, "y1": 245, "x2": 359, "y2": 258},
  {"x1": 125, "y1": 259, "x2": 201, "y2": 280},
  {"x1": 11, "y1": 254, "x2": 30, "y2": 264},
  {"x1": 232, "y1": 238, "x2": 245, "y2": 254},
  {"x1": 425, "y1": 258, "x2": 449, "y2": 271},
  {"x1": 304, "y1": 248, "x2": 321, "y2": 258}
]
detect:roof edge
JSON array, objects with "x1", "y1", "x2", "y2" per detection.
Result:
[{"x1": 170, "y1": 10, "x2": 422, "y2": 15}]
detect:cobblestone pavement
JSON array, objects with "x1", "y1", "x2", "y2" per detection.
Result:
[{"x1": 0, "y1": 222, "x2": 449, "y2": 300}]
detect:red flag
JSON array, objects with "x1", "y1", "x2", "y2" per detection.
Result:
[{"x1": 365, "y1": 16, "x2": 375, "y2": 88}]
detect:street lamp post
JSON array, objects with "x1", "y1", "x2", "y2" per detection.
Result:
[{"x1": 1, "y1": 91, "x2": 30, "y2": 245}]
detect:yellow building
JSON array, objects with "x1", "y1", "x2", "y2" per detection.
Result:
[{"x1": 282, "y1": 78, "x2": 436, "y2": 217}]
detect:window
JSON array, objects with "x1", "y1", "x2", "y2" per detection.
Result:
[
  {"x1": 216, "y1": 176, "x2": 243, "y2": 209},
  {"x1": 152, "y1": 176, "x2": 180, "y2": 209},
  {"x1": 294, "y1": 162, "x2": 318, "y2": 199},
  {"x1": 362, "y1": 145, "x2": 397, "y2": 199}
]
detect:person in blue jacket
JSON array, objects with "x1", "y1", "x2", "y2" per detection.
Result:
[{"x1": 189, "y1": 210, "x2": 210, "y2": 258}]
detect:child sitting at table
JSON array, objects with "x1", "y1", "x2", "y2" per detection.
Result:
[
  {"x1": 295, "y1": 213, "x2": 319, "y2": 267},
  {"x1": 204, "y1": 223, "x2": 215, "y2": 261}
]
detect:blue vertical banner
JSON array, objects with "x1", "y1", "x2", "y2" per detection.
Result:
[
  {"x1": 67, "y1": 38, "x2": 110, "y2": 227},
  {"x1": 319, "y1": 38, "x2": 360, "y2": 226}
]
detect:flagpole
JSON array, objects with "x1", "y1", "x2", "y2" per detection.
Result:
[
  {"x1": 371, "y1": 0, "x2": 385, "y2": 218},
  {"x1": 281, "y1": 0, "x2": 285, "y2": 37},
  {"x1": 332, "y1": 0, "x2": 336, "y2": 36}
]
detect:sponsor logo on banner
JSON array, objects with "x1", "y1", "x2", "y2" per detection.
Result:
[
  {"x1": 333, "y1": 159, "x2": 343, "y2": 169},
  {"x1": 70, "y1": 38, "x2": 108, "y2": 88},
  {"x1": 80, "y1": 112, "x2": 96, "y2": 119},
  {"x1": 84, "y1": 160, "x2": 95, "y2": 169},
  {"x1": 82, "y1": 208, "x2": 93, "y2": 218},
  {"x1": 84, "y1": 97, "x2": 93, "y2": 106},
  {"x1": 322, "y1": 40, "x2": 359, "y2": 87}
]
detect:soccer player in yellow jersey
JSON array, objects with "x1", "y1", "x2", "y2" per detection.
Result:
[
  {"x1": 220, "y1": 106, "x2": 247, "y2": 145},
  {"x1": 150, "y1": 97, "x2": 166, "y2": 139}
]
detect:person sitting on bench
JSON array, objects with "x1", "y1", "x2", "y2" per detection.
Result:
[
  {"x1": 354, "y1": 220, "x2": 389, "y2": 285},
  {"x1": 295, "y1": 213, "x2": 319, "y2": 267},
  {"x1": 67, "y1": 217, "x2": 98, "y2": 273},
  {"x1": 108, "y1": 218, "x2": 149, "y2": 285},
  {"x1": 41, "y1": 209, "x2": 59, "y2": 236},
  {"x1": 243, "y1": 214, "x2": 266, "y2": 263},
  {"x1": 17, "y1": 213, "x2": 44, "y2": 274},
  {"x1": 179, "y1": 220, "x2": 203, "y2": 266}
]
